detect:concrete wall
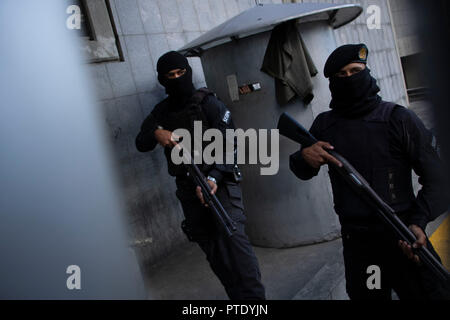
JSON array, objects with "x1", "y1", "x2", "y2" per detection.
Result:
[
  {"x1": 388, "y1": 0, "x2": 421, "y2": 57},
  {"x1": 87, "y1": 0, "x2": 408, "y2": 268},
  {"x1": 200, "y1": 22, "x2": 342, "y2": 247}
]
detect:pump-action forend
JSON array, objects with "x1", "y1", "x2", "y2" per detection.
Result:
[
  {"x1": 277, "y1": 112, "x2": 450, "y2": 283},
  {"x1": 176, "y1": 144, "x2": 237, "y2": 237}
]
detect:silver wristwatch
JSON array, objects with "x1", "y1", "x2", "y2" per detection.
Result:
[{"x1": 206, "y1": 176, "x2": 217, "y2": 184}]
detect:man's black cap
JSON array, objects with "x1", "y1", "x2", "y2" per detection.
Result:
[
  {"x1": 324, "y1": 43, "x2": 369, "y2": 78},
  {"x1": 156, "y1": 51, "x2": 189, "y2": 76}
]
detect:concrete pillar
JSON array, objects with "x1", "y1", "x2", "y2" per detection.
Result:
[{"x1": 200, "y1": 20, "x2": 341, "y2": 247}]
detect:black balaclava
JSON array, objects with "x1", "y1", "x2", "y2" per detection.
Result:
[
  {"x1": 329, "y1": 67, "x2": 381, "y2": 118},
  {"x1": 157, "y1": 51, "x2": 195, "y2": 106},
  {"x1": 324, "y1": 44, "x2": 381, "y2": 118}
]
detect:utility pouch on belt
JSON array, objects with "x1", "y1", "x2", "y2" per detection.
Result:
[{"x1": 233, "y1": 164, "x2": 243, "y2": 183}]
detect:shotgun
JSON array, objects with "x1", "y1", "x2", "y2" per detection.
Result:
[{"x1": 277, "y1": 112, "x2": 450, "y2": 283}]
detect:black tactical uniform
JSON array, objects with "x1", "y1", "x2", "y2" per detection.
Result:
[
  {"x1": 290, "y1": 44, "x2": 449, "y2": 300},
  {"x1": 135, "y1": 51, "x2": 265, "y2": 300}
]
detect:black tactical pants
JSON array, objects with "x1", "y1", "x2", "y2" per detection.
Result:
[
  {"x1": 175, "y1": 177, "x2": 266, "y2": 300},
  {"x1": 341, "y1": 223, "x2": 450, "y2": 300}
]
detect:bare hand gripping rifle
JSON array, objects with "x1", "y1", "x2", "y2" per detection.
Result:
[
  {"x1": 175, "y1": 144, "x2": 237, "y2": 237},
  {"x1": 277, "y1": 112, "x2": 450, "y2": 283}
]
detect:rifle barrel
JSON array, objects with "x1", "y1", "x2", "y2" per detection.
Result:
[{"x1": 176, "y1": 144, "x2": 236, "y2": 236}]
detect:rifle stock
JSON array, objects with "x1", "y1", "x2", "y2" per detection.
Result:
[
  {"x1": 277, "y1": 112, "x2": 450, "y2": 283},
  {"x1": 278, "y1": 112, "x2": 317, "y2": 147}
]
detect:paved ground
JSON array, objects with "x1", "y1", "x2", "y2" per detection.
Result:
[
  {"x1": 142, "y1": 211, "x2": 447, "y2": 300},
  {"x1": 143, "y1": 236, "x2": 347, "y2": 300}
]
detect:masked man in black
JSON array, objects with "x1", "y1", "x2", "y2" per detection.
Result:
[
  {"x1": 135, "y1": 51, "x2": 265, "y2": 300},
  {"x1": 290, "y1": 44, "x2": 449, "y2": 299}
]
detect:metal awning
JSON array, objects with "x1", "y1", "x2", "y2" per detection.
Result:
[{"x1": 179, "y1": 3, "x2": 362, "y2": 57}]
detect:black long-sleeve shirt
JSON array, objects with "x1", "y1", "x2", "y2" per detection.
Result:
[
  {"x1": 290, "y1": 106, "x2": 448, "y2": 230},
  {"x1": 135, "y1": 94, "x2": 237, "y2": 183}
]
